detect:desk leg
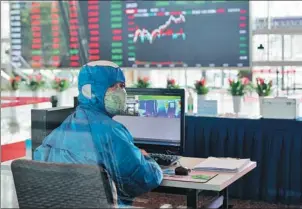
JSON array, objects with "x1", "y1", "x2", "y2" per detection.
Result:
[
  {"x1": 222, "y1": 187, "x2": 229, "y2": 209},
  {"x1": 187, "y1": 189, "x2": 198, "y2": 209}
]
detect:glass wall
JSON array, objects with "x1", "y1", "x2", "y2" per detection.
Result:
[
  {"x1": 268, "y1": 1, "x2": 302, "y2": 18},
  {"x1": 284, "y1": 35, "x2": 302, "y2": 61},
  {"x1": 251, "y1": 1, "x2": 302, "y2": 18},
  {"x1": 1, "y1": 1, "x2": 9, "y2": 39},
  {"x1": 1, "y1": 1, "x2": 10, "y2": 66}
]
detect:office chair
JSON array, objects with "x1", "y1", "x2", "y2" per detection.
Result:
[{"x1": 11, "y1": 159, "x2": 116, "y2": 208}]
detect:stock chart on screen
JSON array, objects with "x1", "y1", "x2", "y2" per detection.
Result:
[{"x1": 10, "y1": 1, "x2": 250, "y2": 69}]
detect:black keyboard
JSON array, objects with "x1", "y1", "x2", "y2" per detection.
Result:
[{"x1": 149, "y1": 153, "x2": 180, "y2": 166}]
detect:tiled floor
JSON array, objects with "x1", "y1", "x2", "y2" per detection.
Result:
[
  {"x1": 1, "y1": 166, "x2": 19, "y2": 208},
  {"x1": 133, "y1": 192, "x2": 297, "y2": 208}
]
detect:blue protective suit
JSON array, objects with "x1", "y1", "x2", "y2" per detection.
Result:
[{"x1": 34, "y1": 64, "x2": 163, "y2": 206}]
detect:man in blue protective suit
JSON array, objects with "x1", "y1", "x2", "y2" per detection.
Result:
[{"x1": 34, "y1": 60, "x2": 163, "y2": 207}]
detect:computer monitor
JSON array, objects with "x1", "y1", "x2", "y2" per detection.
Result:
[{"x1": 113, "y1": 88, "x2": 185, "y2": 155}]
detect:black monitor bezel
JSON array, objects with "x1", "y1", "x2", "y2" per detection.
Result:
[{"x1": 124, "y1": 88, "x2": 185, "y2": 155}]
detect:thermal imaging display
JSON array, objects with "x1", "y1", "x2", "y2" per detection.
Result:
[{"x1": 114, "y1": 95, "x2": 182, "y2": 145}]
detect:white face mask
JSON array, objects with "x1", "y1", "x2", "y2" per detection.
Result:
[{"x1": 104, "y1": 87, "x2": 127, "y2": 115}]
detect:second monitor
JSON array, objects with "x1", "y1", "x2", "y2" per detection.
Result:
[{"x1": 113, "y1": 88, "x2": 185, "y2": 155}]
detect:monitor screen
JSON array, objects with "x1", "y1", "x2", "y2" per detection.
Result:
[{"x1": 113, "y1": 94, "x2": 181, "y2": 147}]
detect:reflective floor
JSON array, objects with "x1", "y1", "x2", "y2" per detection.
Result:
[{"x1": 1, "y1": 165, "x2": 19, "y2": 208}]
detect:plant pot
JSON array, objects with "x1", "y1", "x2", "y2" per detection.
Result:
[
  {"x1": 10, "y1": 90, "x2": 19, "y2": 124},
  {"x1": 12, "y1": 90, "x2": 20, "y2": 98},
  {"x1": 259, "y1": 96, "x2": 265, "y2": 116},
  {"x1": 232, "y1": 96, "x2": 243, "y2": 114},
  {"x1": 197, "y1": 94, "x2": 207, "y2": 114},
  {"x1": 57, "y1": 91, "x2": 65, "y2": 107},
  {"x1": 32, "y1": 90, "x2": 42, "y2": 109}
]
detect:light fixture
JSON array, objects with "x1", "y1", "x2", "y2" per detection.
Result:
[{"x1": 257, "y1": 44, "x2": 264, "y2": 50}]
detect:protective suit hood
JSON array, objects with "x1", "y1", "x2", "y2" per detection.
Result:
[{"x1": 78, "y1": 60, "x2": 125, "y2": 113}]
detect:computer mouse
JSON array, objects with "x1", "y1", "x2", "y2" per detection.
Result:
[{"x1": 175, "y1": 166, "x2": 191, "y2": 176}]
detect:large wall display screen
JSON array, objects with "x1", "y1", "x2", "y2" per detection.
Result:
[{"x1": 10, "y1": 1, "x2": 250, "y2": 69}]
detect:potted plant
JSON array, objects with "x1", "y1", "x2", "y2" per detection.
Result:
[
  {"x1": 27, "y1": 73, "x2": 45, "y2": 92},
  {"x1": 228, "y1": 77, "x2": 250, "y2": 114},
  {"x1": 255, "y1": 77, "x2": 273, "y2": 115},
  {"x1": 194, "y1": 78, "x2": 209, "y2": 98},
  {"x1": 27, "y1": 73, "x2": 45, "y2": 109},
  {"x1": 10, "y1": 76, "x2": 21, "y2": 92},
  {"x1": 134, "y1": 77, "x2": 151, "y2": 88},
  {"x1": 52, "y1": 77, "x2": 70, "y2": 106},
  {"x1": 166, "y1": 78, "x2": 179, "y2": 89},
  {"x1": 194, "y1": 78, "x2": 209, "y2": 113}
]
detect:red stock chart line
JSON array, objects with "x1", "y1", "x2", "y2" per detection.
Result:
[{"x1": 133, "y1": 14, "x2": 186, "y2": 44}]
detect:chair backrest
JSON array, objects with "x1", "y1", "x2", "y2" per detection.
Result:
[
  {"x1": 31, "y1": 97, "x2": 78, "y2": 156},
  {"x1": 11, "y1": 159, "x2": 115, "y2": 208},
  {"x1": 31, "y1": 107, "x2": 75, "y2": 155}
]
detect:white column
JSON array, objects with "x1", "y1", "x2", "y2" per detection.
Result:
[
  {"x1": 10, "y1": 90, "x2": 19, "y2": 125},
  {"x1": 32, "y1": 90, "x2": 41, "y2": 109}
]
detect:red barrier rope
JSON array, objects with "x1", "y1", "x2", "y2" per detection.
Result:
[
  {"x1": 1, "y1": 96, "x2": 49, "y2": 101},
  {"x1": 1, "y1": 141, "x2": 26, "y2": 162},
  {"x1": 0, "y1": 97, "x2": 50, "y2": 108}
]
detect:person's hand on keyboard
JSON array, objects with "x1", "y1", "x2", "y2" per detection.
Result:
[{"x1": 140, "y1": 149, "x2": 149, "y2": 156}]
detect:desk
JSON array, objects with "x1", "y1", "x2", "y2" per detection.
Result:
[
  {"x1": 159, "y1": 157, "x2": 257, "y2": 208},
  {"x1": 184, "y1": 116, "x2": 302, "y2": 205}
]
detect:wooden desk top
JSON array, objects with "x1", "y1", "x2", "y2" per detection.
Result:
[{"x1": 161, "y1": 157, "x2": 257, "y2": 191}]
